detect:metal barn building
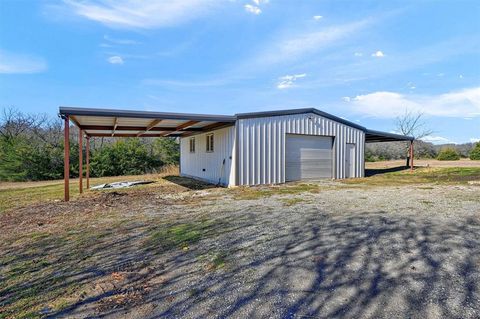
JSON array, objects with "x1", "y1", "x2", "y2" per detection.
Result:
[
  {"x1": 59, "y1": 107, "x2": 414, "y2": 200},
  {"x1": 179, "y1": 108, "x2": 414, "y2": 186}
]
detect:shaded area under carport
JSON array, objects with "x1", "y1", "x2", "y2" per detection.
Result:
[{"x1": 365, "y1": 129, "x2": 415, "y2": 175}]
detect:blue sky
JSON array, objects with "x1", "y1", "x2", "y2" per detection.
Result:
[{"x1": 0, "y1": 0, "x2": 479, "y2": 144}]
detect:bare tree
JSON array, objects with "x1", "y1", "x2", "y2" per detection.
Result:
[
  {"x1": 395, "y1": 109, "x2": 433, "y2": 166},
  {"x1": 0, "y1": 107, "x2": 38, "y2": 142}
]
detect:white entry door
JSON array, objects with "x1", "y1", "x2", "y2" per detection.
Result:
[
  {"x1": 285, "y1": 134, "x2": 333, "y2": 181},
  {"x1": 345, "y1": 143, "x2": 356, "y2": 178}
]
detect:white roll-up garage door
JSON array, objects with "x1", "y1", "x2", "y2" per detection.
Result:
[{"x1": 285, "y1": 134, "x2": 333, "y2": 181}]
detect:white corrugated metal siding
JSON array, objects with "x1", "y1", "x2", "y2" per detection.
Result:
[
  {"x1": 180, "y1": 126, "x2": 236, "y2": 186},
  {"x1": 237, "y1": 113, "x2": 364, "y2": 185}
]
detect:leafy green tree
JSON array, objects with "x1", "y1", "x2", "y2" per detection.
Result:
[
  {"x1": 90, "y1": 138, "x2": 161, "y2": 177},
  {"x1": 470, "y1": 142, "x2": 480, "y2": 160},
  {"x1": 153, "y1": 137, "x2": 179, "y2": 165},
  {"x1": 0, "y1": 137, "x2": 29, "y2": 181},
  {"x1": 437, "y1": 147, "x2": 460, "y2": 161}
]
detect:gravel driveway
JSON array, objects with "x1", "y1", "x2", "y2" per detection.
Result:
[
  {"x1": 51, "y1": 181, "x2": 479, "y2": 319},
  {"x1": 3, "y1": 178, "x2": 479, "y2": 319}
]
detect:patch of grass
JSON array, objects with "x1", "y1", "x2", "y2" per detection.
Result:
[
  {"x1": 420, "y1": 200, "x2": 434, "y2": 206},
  {"x1": 343, "y1": 167, "x2": 480, "y2": 187},
  {"x1": 281, "y1": 198, "x2": 307, "y2": 206},
  {"x1": 209, "y1": 252, "x2": 227, "y2": 270},
  {"x1": 146, "y1": 219, "x2": 216, "y2": 251},
  {"x1": 233, "y1": 183, "x2": 320, "y2": 200}
]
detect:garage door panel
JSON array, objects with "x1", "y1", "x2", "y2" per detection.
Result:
[{"x1": 286, "y1": 134, "x2": 333, "y2": 181}]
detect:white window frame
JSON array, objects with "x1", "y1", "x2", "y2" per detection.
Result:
[
  {"x1": 189, "y1": 137, "x2": 195, "y2": 153},
  {"x1": 206, "y1": 133, "x2": 214, "y2": 153}
]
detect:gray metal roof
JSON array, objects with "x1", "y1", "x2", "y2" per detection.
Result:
[
  {"x1": 236, "y1": 108, "x2": 366, "y2": 131},
  {"x1": 59, "y1": 106, "x2": 235, "y2": 137},
  {"x1": 59, "y1": 106, "x2": 236, "y2": 122},
  {"x1": 58, "y1": 106, "x2": 413, "y2": 142}
]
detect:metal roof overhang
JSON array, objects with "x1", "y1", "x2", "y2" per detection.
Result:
[
  {"x1": 365, "y1": 129, "x2": 414, "y2": 143},
  {"x1": 59, "y1": 106, "x2": 414, "y2": 142},
  {"x1": 59, "y1": 106, "x2": 236, "y2": 138}
]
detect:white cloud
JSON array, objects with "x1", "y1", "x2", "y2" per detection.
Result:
[
  {"x1": 313, "y1": 15, "x2": 323, "y2": 21},
  {"x1": 277, "y1": 73, "x2": 306, "y2": 89},
  {"x1": 354, "y1": 52, "x2": 363, "y2": 57},
  {"x1": 342, "y1": 96, "x2": 351, "y2": 102},
  {"x1": 345, "y1": 87, "x2": 480, "y2": 118},
  {"x1": 62, "y1": 0, "x2": 218, "y2": 29},
  {"x1": 244, "y1": 4, "x2": 261, "y2": 15},
  {"x1": 470, "y1": 138, "x2": 480, "y2": 143},
  {"x1": 371, "y1": 50, "x2": 385, "y2": 57},
  {"x1": 107, "y1": 55, "x2": 124, "y2": 64},
  {"x1": 0, "y1": 50, "x2": 47, "y2": 74},
  {"x1": 421, "y1": 135, "x2": 453, "y2": 145}
]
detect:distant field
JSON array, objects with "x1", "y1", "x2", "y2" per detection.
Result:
[{"x1": 367, "y1": 158, "x2": 480, "y2": 169}]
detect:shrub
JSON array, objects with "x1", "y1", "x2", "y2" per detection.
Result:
[
  {"x1": 437, "y1": 148, "x2": 460, "y2": 161},
  {"x1": 470, "y1": 142, "x2": 480, "y2": 160},
  {"x1": 90, "y1": 138, "x2": 162, "y2": 177}
]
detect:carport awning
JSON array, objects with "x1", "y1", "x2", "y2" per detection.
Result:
[
  {"x1": 59, "y1": 107, "x2": 236, "y2": 137},
  {"x1": 365, "y1": 129, "x2": 414, "y2": 143}
]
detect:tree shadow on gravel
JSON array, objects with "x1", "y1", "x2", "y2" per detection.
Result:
[
  {"x1": 2, "y1": 206, "x2": 479, "y2": 319},
  {"x1": 143, "y1": 210, "x2": 480, "y2": 319}
]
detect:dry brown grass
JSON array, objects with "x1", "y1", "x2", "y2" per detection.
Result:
[
  {"x1": 0, "y1": 167, "x2": 181, "y2": 213},
  {"x1": 366, "y1": 158, "x2": 480, "y2": 169}
]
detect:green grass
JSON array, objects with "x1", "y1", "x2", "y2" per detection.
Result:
[
  {"x1": 343, "y1": 167, "x2": 480, "y2": 186},
  {"x1": 146, "y1": 219, "x2": 217, "y2": 251},
  {"x1": 232, "y1": 183, "x2": 321, "y2": 200}
]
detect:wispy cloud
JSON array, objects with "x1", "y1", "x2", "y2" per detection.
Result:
[
  {"x1": 62, "y1": 0, "x2": 219, "y2": 29},
  {"x1": 343, "y1": 87, "x2": 480, "y2": 118},
  {"x1": 277, "y1": 73, "x2": 306, "y2": 89},
  {"x1": 470, "y1": 138, "x2": 480, "y2": 143},
  {"x1": 254, "y1": 19, "x2": 371, "y2": 67},
  {"x1": 244, "y1": 4, "x2": 261, "y2": 15},
  {"x1": 107, "y1": 55, "x2": 124, "y2": 64},
  {"x1": 313, "y1": 15, "x2": 323, "y2": 21},
  {"x1": 0, "y1": 50, "x2": 47, "y2": 74}
]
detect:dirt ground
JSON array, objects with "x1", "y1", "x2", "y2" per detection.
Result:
[{"x1": 1, "y1": 168, "x2": 480, "y2": 319}]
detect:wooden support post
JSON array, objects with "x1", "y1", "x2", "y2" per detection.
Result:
[
  {"x1": 410, "y1": 141, "x2": 414, "y2": 171},
  {"x1": 64, "y1": 116, "x2": 70, "y2": 201},
  {"x1": 79, "y1": 129, "x2": 83, "y2": 194},
  {"x1": 86, "y1": 136, "x2": 90, "y2": 190}
]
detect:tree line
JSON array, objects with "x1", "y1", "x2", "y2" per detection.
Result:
[
  {"x1": 0, "y1": 107, "x2": 179, "y2": 182},
  {"x1": 1, "y1": 107, "x2": 478, "y2": 181},
  {"x1": 365, "y1": 140, "x2": 479, "y2": 162}
]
